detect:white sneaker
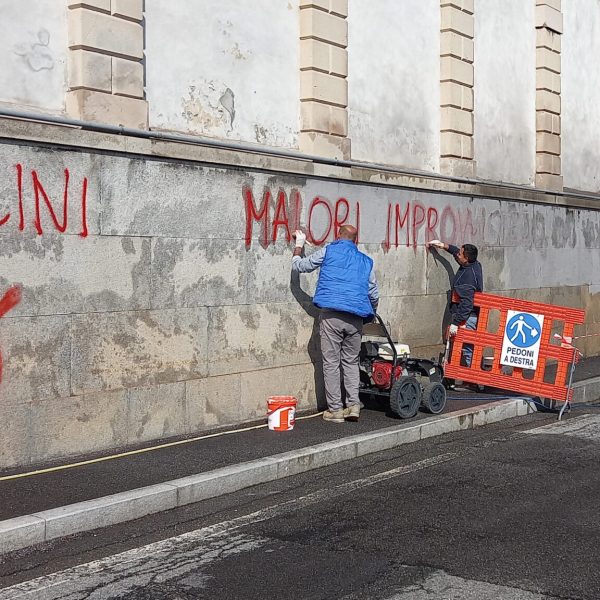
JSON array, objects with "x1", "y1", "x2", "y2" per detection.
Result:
[
  {"x1": 323, "y1": 409, "x2": 345, "y2": 423},
  {"x1": 344, "y1": 405, "x2": 360, "y2": 422}
]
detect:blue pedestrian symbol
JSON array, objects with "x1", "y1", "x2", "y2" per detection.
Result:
[{"x1": 506, "y1": 313, "x2": 541, "y2": 348}]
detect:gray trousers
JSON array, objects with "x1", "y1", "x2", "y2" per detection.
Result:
[{"x1": 319, "y1": 309, "x2": 363, "y2": 412}]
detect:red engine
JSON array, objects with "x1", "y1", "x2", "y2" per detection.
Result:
[{"x1": 371, "y1": 360, "x2": 405, "y2": 390}]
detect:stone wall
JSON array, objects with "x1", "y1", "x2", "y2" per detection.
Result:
[{"x1": 0, "y1": 134, "x2": 599, "y2": 469}]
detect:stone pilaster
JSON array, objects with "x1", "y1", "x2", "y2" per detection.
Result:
[
  {"x1": 440, "y1": 0, "x2": 475, "y2": 178},
  {"x1": 299, "y1": 0, "x2": 350, "y2": 159},
  {"x1": 66, "y1": 0, "x2": 148, "y2": 129},
  {"x1": 535, "y1": 0, "x2": 562, "y2": 190}
]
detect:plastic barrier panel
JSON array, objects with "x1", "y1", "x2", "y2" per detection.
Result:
[{"x1": 444, "y1": 292, "x2": 586, "y2": 403}]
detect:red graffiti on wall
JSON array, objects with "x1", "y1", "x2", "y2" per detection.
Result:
[
  {"x1": 382, "y1": 202, "x2": 483, "y2": 250},
  {"x1": 244, "y1": 186, "x2": 303, "y2": 248},
  {"x1": 308, "y1": 196, "x2": 360, "y2": 244},
  {"x1": 3, "y1": 164, "x2": 89, "y2": 237},
  {"x1": 244, "y1": 186, "x2": 360, "y2": 248},
  {"x1": 244, "y1": 185, "x2": 484, "y2": 250},
  {"x1": 0, "y1": 286, "x2": 21, "y2": 383}
]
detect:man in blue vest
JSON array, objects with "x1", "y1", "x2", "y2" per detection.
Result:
[{"x1": 292, "y1": 225, "x2": 379, "y2": 423}]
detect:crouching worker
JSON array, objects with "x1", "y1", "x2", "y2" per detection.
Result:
[
  {"x1": 292, "y1": 225, "x2": 379, "y2": 423},
  {"x1": 426, "y1": 239, "x2": 483, "y2": 370}
]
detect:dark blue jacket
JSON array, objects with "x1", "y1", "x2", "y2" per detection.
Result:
[
  {"x1": 448, "y1": 244, "x2": 483, "y2": 325},
  {"x1": 313, "y1": 239, "x2": 374, "y2": 318}
]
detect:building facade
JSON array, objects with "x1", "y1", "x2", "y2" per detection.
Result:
[{"x1": 0, "y1": 0, "x2": 598, "y2": 468}]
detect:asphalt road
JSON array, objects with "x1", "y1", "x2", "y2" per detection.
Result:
[{"x1": 2, "y1": 410, "x2": 600, "y2": 599}]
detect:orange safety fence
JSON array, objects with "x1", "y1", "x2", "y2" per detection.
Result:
[{"x1": 444, "y1": 292, "x2": 586, "y2": 403}]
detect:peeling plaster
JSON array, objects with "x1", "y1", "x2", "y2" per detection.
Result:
[
  {"x1": 13, "y1": 29, "x2": 54, "y2": 72},
  {"x1": 182, "y1": 80, "x2": 235, "y2": 132},
  {"x1": 219, "y1": 87, "x2": 235, "y2": 126}
]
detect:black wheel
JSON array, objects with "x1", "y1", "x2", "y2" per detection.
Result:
[
  {"x1": 421, "y1": 381, "x2": 447, "y2": 414},
  {"x1": 390, "y1": 376, "x2": 421, "y2": 419}
]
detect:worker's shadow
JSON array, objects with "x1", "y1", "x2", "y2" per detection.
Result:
[
  {"x1": 428, "y1": 249, "x2": 456, "y2": 346},
  {"x1": 290, "y1": 271, "x2": 327, "y2": 411}
]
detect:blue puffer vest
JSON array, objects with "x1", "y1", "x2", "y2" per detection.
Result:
[{"x1": 313, "y1": 239, "x2": 374, "y2": 318}]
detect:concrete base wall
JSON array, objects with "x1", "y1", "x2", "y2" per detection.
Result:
[{"x1": 0, "y1": 132, "x2": 599, "y2": 469}]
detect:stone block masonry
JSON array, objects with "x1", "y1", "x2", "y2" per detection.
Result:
[
  {"x1": 535, "y1": 0, "x2": 563, "y2": 190},
  {"x1": 440, "y1": 0, "x2": 475, "y2": 178},
  {"x1": 66, "y1": 0, "x2": 147, "y2": 128},
  {"x1": 299, "y1": 0, "x2": 350, "y2": 159},
  {"x1": 0, "y1": 137, "x2": 599, "y2": 470}
]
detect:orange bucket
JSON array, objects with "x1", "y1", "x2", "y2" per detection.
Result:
[{"x1": 267, "y1": 396, "x2": 297, "y2": 431}]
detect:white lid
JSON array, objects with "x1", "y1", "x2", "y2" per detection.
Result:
[{"x1": 378, "y1": 343, "x2": 410, "y2": 358}]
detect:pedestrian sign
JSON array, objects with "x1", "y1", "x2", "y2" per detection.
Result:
[
  {"x1": 444, "y1": 291, "x2": 585, "y2": 404},
  {"x1": 500, "y1": 310, "x2": 545, "y2": 369}
]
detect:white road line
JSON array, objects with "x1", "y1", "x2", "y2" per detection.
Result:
[
  {"x1": 524, "y1": 413, "x2": 600, "y2": 441},
  {"x1": 0, "y1": 452, "x2": 457, "y2": 599},
  {"x1": 383, "y1": 569, "x2": 550, "y2": 599}
]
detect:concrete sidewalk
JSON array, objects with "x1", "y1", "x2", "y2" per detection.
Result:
[{"x1": 1, "y1": 364, "x2": 599, "y2": 555}]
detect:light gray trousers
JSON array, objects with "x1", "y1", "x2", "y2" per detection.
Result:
[{"x1": 319, "y1": 309, "x2": 363, "y2": 412}]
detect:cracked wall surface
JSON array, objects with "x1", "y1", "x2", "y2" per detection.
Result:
[{"x1": 145, "y1": 0, "x2": 300, "y2": 148}]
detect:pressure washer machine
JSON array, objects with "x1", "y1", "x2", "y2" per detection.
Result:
[{"x1": 359, "y1": 314, "x2": 447, "y2": 419}]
